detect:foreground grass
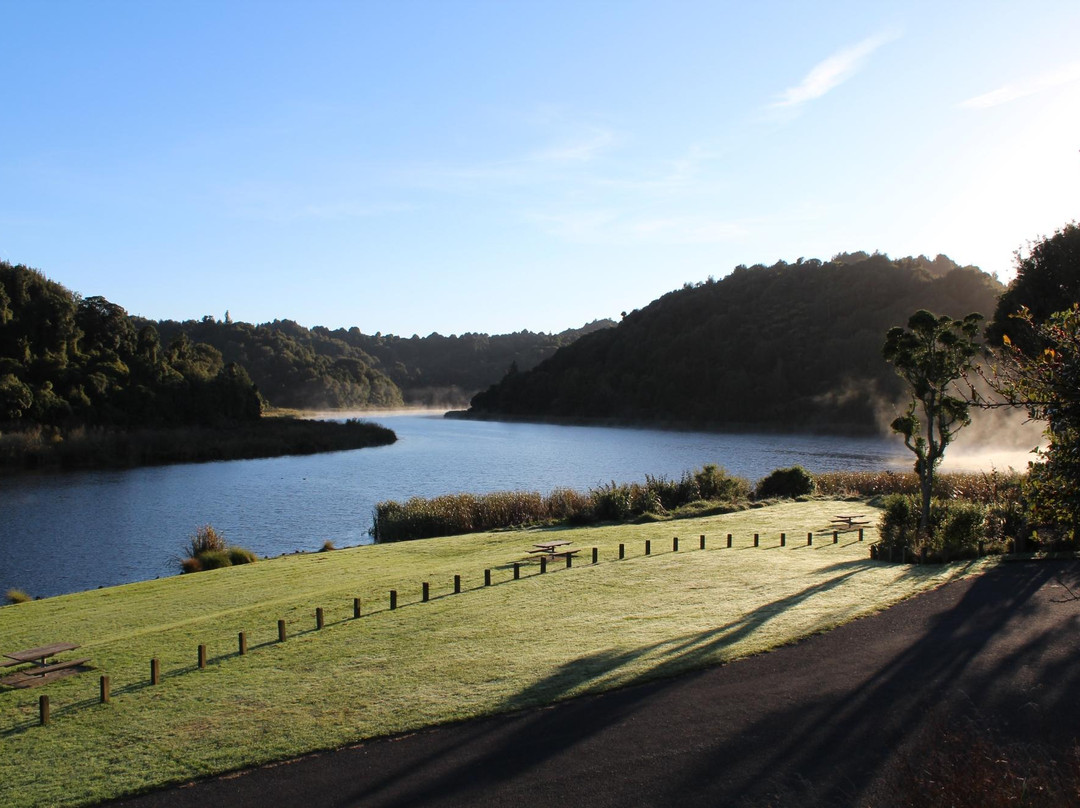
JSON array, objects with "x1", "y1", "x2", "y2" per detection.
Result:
[{"x1": 0, "y1": 500, "x2": 987, "y2": 807}]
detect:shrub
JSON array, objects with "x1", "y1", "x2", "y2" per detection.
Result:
[
  {"x1": 878, "y1": 495, "x2": 988, "y2": 561},
  {"x1": 186, "y1": 524, "x2": 226, "y2": 558},
  {"x1": 195, "y1": 549, "x2": 233, "y2": 570},
  {"x1": 756, "y1": 466, "x2": 815, "y2": 500},
  {"x1": 5, "y1": 588, "x2": 31, "y2": 605},
  {"x1": 179, "y1": 557, "x2": 202, "y2": 574},
  {"x1": 695, "y1": 464, "x2": 750, "y2": 501},
  {"x1": 319, "y1": 540, "x2": 336, "y2": 552},
  {"x1": 227, "y1": 546, "x2": 258, "y2": 565}
]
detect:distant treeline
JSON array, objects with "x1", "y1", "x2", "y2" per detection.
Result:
[
  {"x1": 465, "y1": 252, "x2": 1004, "y2": 433},
  {"x1": 149, "y1": 316, "x2": 615, "y2": 410}
]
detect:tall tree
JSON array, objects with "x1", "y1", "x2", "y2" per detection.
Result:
[{"x1": 883, "y1": 310, "x2": 983, "y2": 537}]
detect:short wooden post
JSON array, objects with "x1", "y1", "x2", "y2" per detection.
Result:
[
  {"x1": 727, "y1": 533, "x2": 733, "y2": 548},
  {"x1": 780, "y1": 533, "x2": 786, "y2": 547},
  {"x1": 390, "y1": 590, "x2": 398, "y2": 610},
  {"x1": 920, "y1": 546, "x2": 927, "y2": 564},
  {"x1": 858, "y1": 528, "x2": 864, "y2": 541},
  {"x1": 833, "y1": 531, "x2": 839, "y2": 544},
  {"x1": 150, "y1": 658, "x2": 160, "y2": 685},
  {"x1": 100, "y1": 675, "x2": 110, "y2": 704},
  {"x1": 316, "y1": 607, "x2": 324, "y2": 629},
  {"x1": 540, "y1": 556, "x2": 547, "y2": 574},
  {"x1": 700, "y1": 534, "x2": 706, "y2": 550},
  {"x1": 422, "y1": 582, "x2": 429, "y2": 602},
  {"x1": 198, "y1": 644, "x2": 207, "y2": 669},
  {"x1": 278, "y1": 619, "x2": 287, "y2": 642},
  {"x1": 619, "y1": 543, "x2": 625, "y2": 559},
  {"x1": 566, "y1": 553, "x2": 573, "y2": 569},
  {"x1": 978, "y1": 540, "x2": 985, "y2": 556},
  {"x1": 673, "y1": 536, "x2": 679, "y2": 552},
  {"x1": 39, "y1": 695, "x2": 49, "y2": 726},
  {"x1": 807, "y1": 532, "x2": 813, "y2": 546},
  {"x1": 870, "y1": 544, "x2": 878, "y2": 560},
  {"x1": 239, "y1": 631, "x2": 247, "y2": 655},
  {"x1": 754, "y1": 533, "x2": 759, "y2": 547},
  {"x1": 513, "y1": 563, "x2": 520, "y2": 580},
  {"x1": 592, "y1": 547, "x2": 598, "y2": 564},
  {"x1": 645, "y1": 540, "x2": 651, "y2": 556},
  {"x1": 353, "y1": 598, "x2": 362, "y2": 618},
  {"x1": 454, "y1": 574, "x2": 461, "y2": 594},
  {"x1": 485, "y1": 569, "x2": 492, "y2": 586}
]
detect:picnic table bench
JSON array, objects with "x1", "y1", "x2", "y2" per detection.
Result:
[
  {"x1": 0, "y1": 643, "x2": 92, "y2": 688},
  {"x1": 527, "y1": 540, "x2": 573, "y2": 554},
  {"x1": 831, "y1": 514, "x2": 871, "y2": 529}
]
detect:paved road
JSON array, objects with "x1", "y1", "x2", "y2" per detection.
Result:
[{"x1": 107, "y1": 560, "x2": 1080, "y2": 807}]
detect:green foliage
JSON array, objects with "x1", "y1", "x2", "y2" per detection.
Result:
[
  {"x1": 227, "y1": 546, "x2": 258, "y2": 565},
  {"x1": 755, "y1": 466, "x2": 815, "y2": 499},
  {"x1": 989, "y1": 303, "x2": 1080, "y2": 541},
  {"x1": 5, "y1": 588, "x2": 31, "y2": 605},
  {"x1": 878, "y1": 495, "x2": 990, "y2": 561},
  {"x1": 467, "y1": 254, "x2": 1001, "y2": 431},
  {"x1": 372, "y1": 465, "x2": 751, "y2": 541},
  {"x1": 883, "y1": 309, "x2": 982, "y2": 534},
  {"x1": 194, "y1": 549, "x2": 233, "y2": 570},
  {"x1": 987, "y1": 221, "x2": 1080, "y2": 353}
]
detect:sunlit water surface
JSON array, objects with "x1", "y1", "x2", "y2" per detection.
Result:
[{"x1": 0, "y1": 414, "x2": 1025, "y2": 598}]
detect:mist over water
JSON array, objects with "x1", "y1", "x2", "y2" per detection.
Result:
[{"x1": 0, "y1": 413, "x2": 1020, "y2": 599}]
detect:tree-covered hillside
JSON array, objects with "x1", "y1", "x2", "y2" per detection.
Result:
[
  {"x1": 0, "y1": 262, "x2": 261, "y2": 428},
  {"x1": 152, "y1": 317, "x2": 615, "y2": 410},
  {"x1": 466, "y1": 254, "x2": 1004, "y2": 433}
]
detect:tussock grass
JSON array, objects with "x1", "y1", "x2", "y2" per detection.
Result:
[{"x1": 0, "y1": 500, "x2": 987, "y2": 808}]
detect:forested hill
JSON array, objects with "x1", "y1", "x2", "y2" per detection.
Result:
[
  {"x1": 465, "y1": 253, "x2": 1004, "y2": 434},
  {"x1": 0, "y1": 262, "x2": 261, "y2": 428},
  {"x1": 151, "y1": 318, "x2": 615, "y2": 410}
]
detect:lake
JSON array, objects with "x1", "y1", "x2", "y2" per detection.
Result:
[{"x1": 0, "y1": 413, "x2": 1022, "y2": 599}]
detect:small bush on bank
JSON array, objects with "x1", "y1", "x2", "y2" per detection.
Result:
[
  {"x1": 5, "y1": 588, "x2": 31, "y2": 605},
  {"x1": 756, "y1": 466, "x2": 815, "y2": 500},
  {"x1": 179, "y1": 525, "x2": 258, "y2": 573}
]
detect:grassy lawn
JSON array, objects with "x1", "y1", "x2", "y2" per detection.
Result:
[{"x1": 0, "y1": 500, "x2": 987, "y2": 807}]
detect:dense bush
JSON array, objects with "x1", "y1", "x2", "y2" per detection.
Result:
[
  {"x1": 372, "y1": 465, "x2": 751, "y2": 542},
  {"x1": 756, "y1": 466, "x2": 815, "y2": 499},
  {"x1": 5, "y1": 588, "x2": 31, "y2": 605},
  {"x1": 179, "y1": 525, "x2": 258, "y2": 573},
  {"x1": 877, "y1": 495, "x2": 997, "y2": 561}
]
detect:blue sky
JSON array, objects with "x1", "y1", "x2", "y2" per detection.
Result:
[{"x1": 2, "y1": 1, "x2": 1078, "y2": 336}]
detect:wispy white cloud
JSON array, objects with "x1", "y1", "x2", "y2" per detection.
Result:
[
  {"x1": 960, "y1": 60, "x2": 1080, "y2": 108},
  {"x1": 526, "y1": 127, "x2": 617, "y2": 163},
  {"x1": 773, "y1": 31, "x2": 897, "y2": 109}
]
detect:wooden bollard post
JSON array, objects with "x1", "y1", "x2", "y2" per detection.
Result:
[
  {"x1": 807, "y1": 532, "x2": 813, "y2": 546},
  {"x1": 239, "y1": 631, "x2": 247, "y2": 655},
  {"x1": 673, "y1": 536, "x2": 679, "y2": 552},
  {"x1": 150, "y1": 658, "x2": 160, "y2": 685},
  {"x1": 422, "y1": 582, "x2": 430, "y2": 602},
  {"x1": 198, "y1": 644, "x2": 207, "y2": 669},
  {"x1": 780, "y1": 533, "x2": 787, "y2": 547},
  {"x1": 484, "y1": 569, "x2": 492, "y2": 586},
  {"x1": 619, "y1": 543, "x2": 625, "y2": 559},
  {"x1": 592, "y1": 547, "x2": 598, "y2": 564},
  {"x1": 540, "y1": 556, "x2": 547, "y2": 574},
  {"x1": 100, "y1": 675, "x2": 110, "y2": 704},
  {"x1": 354, "y1": 598, "x2": 362, "y2": 618},
  {"x1": 753, "y1": 533, "x2": 759, "y2": 547},
  {"x1": 278, "y1": 619, "x2": 287, "y2": 642},
  {"x1": 513, "y1": 563, "x2": 520, "y2": 580},
  {"x1": 316, "y1": 607, "x2": 324, "y2": 629},
  {"x1": 645, "y1": 540, "x2": 651, "y2": 556},
  {"x1": 39, "y1": 695, "x2": 49, "y2": 726},
  {"x1": 727, "y1": 533, "x2": 733, "y2": 548},
  {"x1": 390, "y1": 590, "x2": 398, "y2": 610},
  {"x1": 454, "y1": 574, "x2": 461, "y2": 594},
  {"x1": 833, "y1": 531, "x2": 839, "y2": 544},
  {"x1": 700, "y1": 534, "x2": 706, "y2": 550},
  {"x1": 920, "y1": 546, "x2": 927, "y2": 564},
  {"x1": 566, "y1": 553, "x2": 573, "y2": 569},
  {"x1": 858, "y1": 528, "x2": 864, "y2": 541}
]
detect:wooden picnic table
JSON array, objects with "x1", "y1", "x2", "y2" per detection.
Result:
[
  {"x1": 1, "y1": 643, "x2": 91, "y2": 688},
  {"x1": 528, "y1": 540, "x2": 573, "y2": 554},
  {"x1": 831, "y1": 514, "x2": 871, "y2": 528}
]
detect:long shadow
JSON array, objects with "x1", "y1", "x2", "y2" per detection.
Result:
[{"x1": 332, "y1": 566, "x2": 872, "y2": 807}]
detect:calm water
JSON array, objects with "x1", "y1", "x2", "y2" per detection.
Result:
[{"x1": 1, "y1": 414, "x2": 916, "y2": 598}]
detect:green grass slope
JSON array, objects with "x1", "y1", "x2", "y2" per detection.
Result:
[{"x1": 0, "y1": 501, "x2": 986, "y2": 807}]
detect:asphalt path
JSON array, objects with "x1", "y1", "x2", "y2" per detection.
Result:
[{"x1": 106, "y1": 560, "x2": 1080, "y2": 807}]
